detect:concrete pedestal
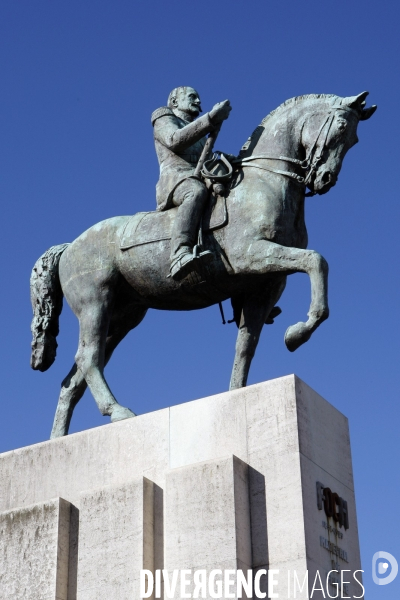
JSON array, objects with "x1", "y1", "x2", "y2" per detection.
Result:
[
  {"x1": 78, "y1": 478, "x2": 160, "y2": 600},
  {"x1": 0, "y1": 497, "x2": 73, "y2": 600},
  {"x1": 0, "y1": 375, "x2": 363, "y2": 599}
]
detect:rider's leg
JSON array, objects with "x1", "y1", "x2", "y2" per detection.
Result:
[
  {"x1": 231, "y1": 240, "x2": 329, "y2": 351},
  {"x1": 170, "y1": 178, "x2": 208, "y2": 258},
  {"x1": 169, "y1": 178, "x2": 211, "y2": 278}
]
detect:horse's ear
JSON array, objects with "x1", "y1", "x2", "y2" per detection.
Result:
[
  {"x1": 359, "y1": 105, "x2": 377, "y2": 120},
  {"x1": 342, "y1": 92, "x2": 377, "y2": 120},
  {"x1": 348, "y1": 91, "x2": 369, "y2": 108}
]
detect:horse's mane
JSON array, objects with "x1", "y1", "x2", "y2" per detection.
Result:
[{"x1": 239, "y1": 94, "x2": 341, "y2": 157}]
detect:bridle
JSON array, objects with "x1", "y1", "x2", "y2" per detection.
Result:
[{"x1": 203, "y1": 106, "x2": 354, "y2": 197}]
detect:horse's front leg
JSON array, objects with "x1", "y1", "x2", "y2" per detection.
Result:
[
  {"x1": 230, "y1": 286, "x2": 283, "y2": 390},
  {"x1": 234, "y1": 240, "x2": 329, "y2": 352}
]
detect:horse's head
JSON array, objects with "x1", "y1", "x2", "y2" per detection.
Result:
[{"x1": 302, "y1": 92, "x2": 377, "y2": 195}]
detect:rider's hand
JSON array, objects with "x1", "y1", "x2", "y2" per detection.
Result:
[{"x1": 209, "y1": 100, "x2": 232, "y2": 124}]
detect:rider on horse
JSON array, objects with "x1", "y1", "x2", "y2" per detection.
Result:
[{"x1": 151, "y1": 86, "x2": 232, "y2": 280}]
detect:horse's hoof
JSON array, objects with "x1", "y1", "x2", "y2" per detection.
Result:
[
  {"x1": 110, "y1": 405, "x2": 136, "y2": 423},
  {"x1": 284, "y1": 322, "x2": 312, "y2": 352}
]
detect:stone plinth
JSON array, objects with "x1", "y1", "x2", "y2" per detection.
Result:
[
  {"x1": 0, "y1": 497, "x2": 73, "y2": 600},
  {"x1": 0, "y1": 375, "x2": 363, "y2": 599},
  {"x1": 165, "y1": 455, "x2": 252, "y2": 599},
  {"x1": 77, "y1": 478, "x2": 160, "y2": 600}
]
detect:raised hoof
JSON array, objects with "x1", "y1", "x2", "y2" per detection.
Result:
[
  {"x1": 284, "y1": 322, "x2": 312, "y2": 352},
  {"x1": 110, "y1": 405, "x2": 136, "y2": 423}
]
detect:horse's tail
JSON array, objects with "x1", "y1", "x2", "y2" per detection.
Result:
[{"x1": 30, "y1": 243, "x2": 70, "y2": 372}]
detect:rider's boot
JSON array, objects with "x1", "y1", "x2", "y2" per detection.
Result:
[{"x1": 170, "y1": 245, "x2": 213, "y2": 281}]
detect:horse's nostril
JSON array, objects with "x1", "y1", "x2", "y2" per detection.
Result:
[{"x1": 321, "y1": 171, "x2": 332, "y2": 184}]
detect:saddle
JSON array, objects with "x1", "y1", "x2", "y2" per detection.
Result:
[{"x1": 119, "y1": 194, "x2": 228, "y2": 251}]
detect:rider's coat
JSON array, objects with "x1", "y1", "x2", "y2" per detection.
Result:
[{"x1": 151, "y1": 107, "x2": 217, "y2": 210}]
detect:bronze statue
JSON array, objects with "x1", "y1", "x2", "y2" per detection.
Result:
[
  {"x1": 29, "y1": 91, "x2": 376, "y2": 438},
  {"x1": 152, "y1": 86, "x2": 233, "y2": 279}
]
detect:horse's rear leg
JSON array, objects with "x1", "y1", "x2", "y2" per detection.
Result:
[
  {"x1": 230, "y1": 282, "x2": 285, "y2": 390},
  {"x1": 71, "y1": 300, "x2": 143, "y2": 427},
  {"x1": 50, "y1": 363, "x2": 86, "y2": 439},
  {"x1": 50, "y1": 317, "x2": 142, "y2": 438},
  {"x1": 50, "y1": 324, "x2": 132, "y2": 438}
]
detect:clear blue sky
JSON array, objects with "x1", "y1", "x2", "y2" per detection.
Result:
[{"x1": 0, "y1": 1, "x2": 398, "y2": 596}]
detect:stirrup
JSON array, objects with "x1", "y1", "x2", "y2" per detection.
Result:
[{"x1": 169, "y1": 248, "x2": 214, "y2": 281}]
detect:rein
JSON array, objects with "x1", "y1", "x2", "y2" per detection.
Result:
[{"x1": 231, "y1": 107, "x2": 348, "y2": 196}]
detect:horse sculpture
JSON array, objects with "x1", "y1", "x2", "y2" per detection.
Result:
[{"x1": 30, "y1": 92, "x2": 376, "y2": 438}]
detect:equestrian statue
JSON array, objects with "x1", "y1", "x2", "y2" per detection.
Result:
[{"x1": 29, "y1": 87, "x2": 376, "y2": 438}]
